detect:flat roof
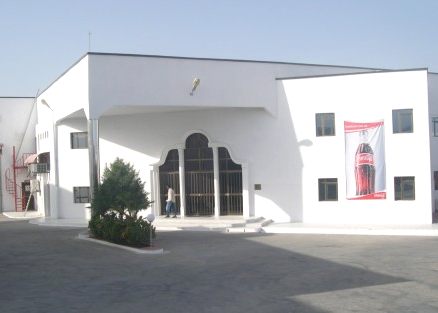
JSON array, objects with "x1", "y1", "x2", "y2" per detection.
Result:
[
  {"x1": 276, "y1": 68, "x2": 429, "y2": 81},
  {"x1": 88, "y1": 52, "x2": 382, "y2": 71}
]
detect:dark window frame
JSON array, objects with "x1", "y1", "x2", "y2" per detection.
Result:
[
  {"x1": 70, "y1": 132, "x2": 88, "y2": 149},
  {"x1": 315, "y1": 113, "x2": 336, "y2": 137},
  {"x1": 318, "y1": 178, "x2": 338, "y2": 201},
  {"x1": 394, "y1": 176, "x2": 415, "y2": 200},
  {"x1": 73, "y1": 186, "x2": 90, "y2": 203},
  {"x1": 392, "y1": 109, "x2": 413, "y2": 134}
]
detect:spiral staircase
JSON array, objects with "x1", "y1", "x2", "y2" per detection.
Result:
[{"x1": 4, "y1": 146, "x2": 34, "y2": 212}]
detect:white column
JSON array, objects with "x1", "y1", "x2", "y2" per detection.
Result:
[
  {"x1": 51, "y1": 122, "x2": 60, "y2": 219},
  {"x1": 212, "y1": 146, "x2": 220, "y2": 218},
  {"x1": 152, "y1": 166, "x2": 161, "y2": 216},
  {"x1": 178, "y1": 148, "x2": 186, "y2": 218},
  {"x1": 87, "y1": 119, "x2": 100, "y2": 201},
  {"x1": 242, "y1": 163, "x2": 250, "y2": 218}
]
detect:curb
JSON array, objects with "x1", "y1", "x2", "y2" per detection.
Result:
[
  {"x1": 77, "y1": 232, "x2": 165, "y2": 255},
  {"x1": 3, "y1": 212, "x2": 43, "y2": 220}
]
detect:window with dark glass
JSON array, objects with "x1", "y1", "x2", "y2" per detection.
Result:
[
  {"x1": 318, "y1": 178, "x2": 338, "y2": 201},
  {"x1": 316, "y1": 113, "x2": 335, "y2": 136},
  {"x1": 73, "y1": 186, "x2": 90, "y2": 203},
  {"x1": 71, "y1": 132, "x2": 88, "y2": 149},
  {"x1": 394, "y1": 176, "x2": 415, "y2": 200},
  {"x1": 434, "y1": 171, "x2": 438, "y2": 190},
  {"x1": 392, "y1": 109, "x2": 413, "y2": 133},
  {"x1": 432, "y1": 117, "x2": 438, "y2": 137}
]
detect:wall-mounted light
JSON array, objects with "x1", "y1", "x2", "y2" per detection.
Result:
[
  {"x1": 41, "y1": 99, "x2": 53, "y2": 111},
  {"x1": 190, "y1": 78, "x2": 200, "y2": 96}
]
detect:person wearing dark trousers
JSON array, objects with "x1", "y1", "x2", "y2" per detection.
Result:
[{"x1": 165, "y1": 184, "x2": 176, "y2": 218}]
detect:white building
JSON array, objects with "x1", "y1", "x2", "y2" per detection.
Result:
[
  {"x1": 0, "y1": 97, "x2": 37, "y2": 213},
  {"x1": 26, "y1": 52, "x2": 438, "y2": 225}
]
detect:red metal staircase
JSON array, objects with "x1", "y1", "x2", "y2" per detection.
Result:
[{"x1": 4, "y1": 146, "x2": 34, "y2": 212}]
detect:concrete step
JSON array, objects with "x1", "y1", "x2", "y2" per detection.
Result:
[
  {"x1": 154, "y1": 216, "x2": 271, "y2": 232},
  {"x1": 154, "y1": 216, "x2": 248, "y2": 231},
  {"x1": 226, "y1": 217, "x2": 273, "y2": 233}
]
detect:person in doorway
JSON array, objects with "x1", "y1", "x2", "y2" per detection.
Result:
[{"x1": 165, "y1": 184, "x2": 176, "y2": 218}]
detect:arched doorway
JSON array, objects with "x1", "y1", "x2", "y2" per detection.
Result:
[
  {"x1": 159, "y1": 149, "x2": 180, "y2": 215},
  {"x1": 157, "y1": 133, "x2": 244, "y2": 217},
  {"x1": 184, "y1": 133, "x2": 214, "y2": 216}
]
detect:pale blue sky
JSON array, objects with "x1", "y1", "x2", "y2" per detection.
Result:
[{"x1": 1, "y1": 0, "x2": 437, "y2": 96}]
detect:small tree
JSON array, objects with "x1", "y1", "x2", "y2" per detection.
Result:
[{"x1": 89, "y1": 158, "x2": 155, "y2": 247}]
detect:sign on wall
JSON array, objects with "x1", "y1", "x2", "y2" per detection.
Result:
[{"x1": 345, "y1": 121, "x2": 386, "y2": 200}]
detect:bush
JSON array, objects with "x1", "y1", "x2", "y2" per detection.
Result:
[{"x1": 88, "y1": 158, "x2": 155, "y2": 247}]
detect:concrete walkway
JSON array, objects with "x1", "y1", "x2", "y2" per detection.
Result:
[
  {"x1": 22, "y1": 215, "x2": 438, "y2": 236},
  {"x1": 263, "y1": 222, "x2": 438, "y2": 236}
]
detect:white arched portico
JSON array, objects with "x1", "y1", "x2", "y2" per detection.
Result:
[{"x1": 151, "y1": 131, "x2": 249, "y2": 218}]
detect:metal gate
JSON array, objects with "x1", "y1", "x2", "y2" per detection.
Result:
[
  {"x1": 159, "y1": 149, "x2": 180, "y2": 215},
  {"x1": 219, "y1": 147, "x2": 243, "y2": 215},
  {"x1": 184, "y1": 133, "x2": 214, "y2": 216}
]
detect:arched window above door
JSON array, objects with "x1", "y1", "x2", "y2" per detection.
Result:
[{"x1": 185, "y1": 133, "x2": 209, "y2": 148}]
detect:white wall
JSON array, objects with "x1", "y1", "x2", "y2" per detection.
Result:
[
  {"x1": 0, "y1": 97, "x2": 36, "y2": 212},
  {"x1": 282, "y1": 70, "x2": 431, "y2": 224},
  {"x1": 35, "y1": 54, "x2": 89, "y2": 218},
  {"x1": 88, "y1": 53, "x2": 375, "y2": 118},
  {"x1": 37, "y1": 55, "x2": 89, "y2": 121},
  {"x1": 56, "y1": 119, "x2": 90, "y2": 219},
  {"x1": 428, "y1": 73, "x2": 438, "y2": 212},
  {"x1": 93, "y1": 105, "x2": 305, "y2": 222}
]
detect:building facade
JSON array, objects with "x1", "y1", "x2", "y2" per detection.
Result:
[
  {"x1": 26, "y1": 53, "x2": 438, "y2": 225},
  {"x1": 0, "y1": 97, "x2": 37, "y2": 213}
]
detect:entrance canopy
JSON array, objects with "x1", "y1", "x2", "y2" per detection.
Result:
[{"x1": 24, "y1": 154, "x2": 38, "y2": 165}]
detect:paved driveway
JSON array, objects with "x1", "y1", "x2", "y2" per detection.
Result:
[{"x1": 0, "y1": 220, "x2": 438, "y2": 313}]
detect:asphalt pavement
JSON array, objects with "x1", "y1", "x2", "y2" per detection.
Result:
[{"x1": 1, "y1": 219, "x2": 438, "y2": 313}]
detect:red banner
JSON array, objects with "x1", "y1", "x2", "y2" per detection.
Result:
[{"x1": 345, "y1": 121, "x2": 386, "y2": 200}]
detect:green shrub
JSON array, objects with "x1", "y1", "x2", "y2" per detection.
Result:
[{"x1": 88, "y1": 158, "x2": 155, "y2": 247}]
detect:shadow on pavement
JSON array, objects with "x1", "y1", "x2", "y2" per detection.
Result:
[{"x1": 0, "y1": 221, "x2": 408, "y2": 313}]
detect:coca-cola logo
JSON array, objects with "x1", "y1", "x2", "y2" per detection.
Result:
[{"x1": 355, "y1": 153, "x2": 374, "y2": 166}]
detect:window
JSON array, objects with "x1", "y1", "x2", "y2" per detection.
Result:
[
  {"x1": 392, "y1": 109, "x2": 413, "y2": 133},
  {"x1": 394, "y1": 177, "x2": 415, "y2": 200},
  {"x1": 434, "y1": 172, "x2": 438, "y2": 190},
  {"x1": 316, "y1": 113, "x2": 335, "y2": 136},
  {"x1": 318, "y1": 178, "x2": 338, "y2": 201},
  {"x1": 73, "y1": 186, "x2": 90, "y2": 203},
  {"x1": 71, "y1": 132, "x2": 88, "y2": 149},
  {"x1": 432, "y1": 117, "x2": 438, "y2": 137}
]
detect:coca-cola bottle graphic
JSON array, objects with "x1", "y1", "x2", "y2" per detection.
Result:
[{"x1": 355, "y1": 130, "x2": 375, "y2": 195}]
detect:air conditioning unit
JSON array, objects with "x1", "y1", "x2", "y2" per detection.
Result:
[
  {"x1": 30, "y1": 179, "x2": 40, "y2": 193},
  {"x1": 28, "y1": 163, "x2": 49, "y2": 174}
]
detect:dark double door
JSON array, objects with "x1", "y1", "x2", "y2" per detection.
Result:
[{"x1": 159, "y1": 133, "x2": 242, "y2": 216}]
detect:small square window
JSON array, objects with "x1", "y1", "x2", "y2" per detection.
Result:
[
  {"x1": 316, "y1": 113, "x2": 335, "y2": 136},
  {"x1": 318, "y1": 178, "x2": 338, "y2": 201},
  {"x1": 71, "y1": 132, "x2": 88, "y2": 149},
  {"x1": 392, "y1": 109, "x2": 413, "y2": 133},
  {"x1": 73, "y1": 186, "x2": 90, "y2": 203},
  {"x1": 394, "y1": 177, "x2": 415, "y2": 200}
]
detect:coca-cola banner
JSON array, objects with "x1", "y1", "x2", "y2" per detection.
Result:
[{"x1": 344, "y1": 121, "x2": 386, "y2": 200}]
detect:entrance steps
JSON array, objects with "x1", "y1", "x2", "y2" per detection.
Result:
[{"x1": 154, "y1": 216, "x2": 272, "y2": 232}]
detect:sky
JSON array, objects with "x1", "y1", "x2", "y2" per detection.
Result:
[{"x1": 1, "y1": 0, "x2": 437, "y2": 96}]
